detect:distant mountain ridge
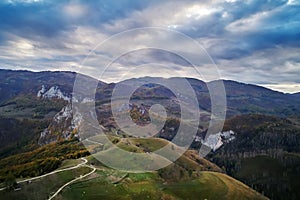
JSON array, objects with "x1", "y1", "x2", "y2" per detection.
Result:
[
  {"x1": 1, "y1": 69, "x2": 300, "y2": 118},
  {"x1": 0, "y1": 68, "x2": 299, "y2": 152},
  {"x1": 291, "y1": 92, "x2": 300, "y2": 98},
  {"x1": 1, "y1": 69, "x2": 299, "y2": 200}
]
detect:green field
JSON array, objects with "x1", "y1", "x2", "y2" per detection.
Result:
[
  {"x1": 0, "y1": 166, "x2": 92, "y2": 200},
  {"x1": 0, "y1": 154, "x2": 268, "y2": 200},
  {"x1": 0, "y1": 137, "x2": 269, "y2": 199},
  {"x1": 57, "y1": 171, "x2": 267, "y2": 200}
]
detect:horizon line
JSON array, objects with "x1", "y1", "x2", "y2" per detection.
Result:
[{"x1": 0, "y1": 68, "x2": 299, "y2": 94}]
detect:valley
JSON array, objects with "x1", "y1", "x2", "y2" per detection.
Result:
[
  {"x1": 0, "y1": 69, "x2": 299, "y2": 199},
  {"x1": 0, "y1": 137, "x2": 267, "y2": 200}
]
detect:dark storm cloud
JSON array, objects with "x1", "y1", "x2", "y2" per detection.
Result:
[
  {"x1": 227, "y1": 4, "x2": 300, "y2": 49},
  {"x1": 0, "y1": 0, "x2": 299, "y2": 92},
  {"x1": 175, "y1": 0, "x2": 299, "y2": 60},
  {"x1": 0, "y1": 1, "x2": 66, "y2": 41},
  {"x1": 0, "y1": 0, "x2": 153, "y2": 42}
]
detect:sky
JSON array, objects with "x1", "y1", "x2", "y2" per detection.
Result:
[{"x1": 0, "y1": 0, "x2": 299, "y2": 93}]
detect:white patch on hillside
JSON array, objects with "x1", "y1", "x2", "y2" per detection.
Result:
[
  {"x1": 37, "y1": 85, "x2": 70, "y2": 102},
  {"x1": 202, "y1": 130, "x2": 235, "y2": 151},
  {"x1": 52, "y1": 104, "x2": 84, "y2": 131},
  {"x1": 38, "y1": 103, "x2": 85, "y2": 145},
  {"x1": 82, "y1": 97, "x2": 94, "y2": 103},
  {"x1": 54, "y1": 104, "x2": 72, "y2": 123},
  {"x1": 37, "y1": 85, "x2": 46, "y2": 97}
]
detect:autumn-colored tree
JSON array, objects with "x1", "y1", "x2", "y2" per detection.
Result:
[{"x1": 4, "y1": 171, "x2": 17, "y2": 190}]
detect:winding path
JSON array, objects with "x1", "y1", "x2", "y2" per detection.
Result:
[
  {"x1": 21, "y1": 158, "x2": 88, "y2": 183},
  {"x1": 0, "y1": 158, "x2": 88, "y2": 191},
  {"x1": 48, "y1": 162, "x2": 96, "y2": 200},
  {"x1": 85, "y1": 138, "x2": 103, "y2": 146},
  {"x1": 0, "y1": 157, "x2": 97, "y2": 199}
]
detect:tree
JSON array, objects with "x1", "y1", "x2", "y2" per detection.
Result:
[{"x1": 4, "y1": 172, "x2": 17, "y2": 190}]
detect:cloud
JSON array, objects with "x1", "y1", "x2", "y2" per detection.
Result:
[
  {"x1": 259, "y1": 83, "x2": 300, "y2": 93},
  {"x1": 225, "y1": 4, "x2": 300, "y2": 47},
  {"x1": 63, "y1": 2, "x2": 88, "y2": 19},
  {"x1": 0, "y1": 0, "x2": 299, "y2": 92},
  {"x1": 217, "y1": 46, "x2": 300, "y2": 91}
]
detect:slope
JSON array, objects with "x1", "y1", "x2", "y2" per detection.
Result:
[{"x1": 208, "y1": 114, "x2": 300, "y2": 200}]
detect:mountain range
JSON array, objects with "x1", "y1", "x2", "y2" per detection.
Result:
[
  {"x1": 0, "y1": 69, "x2": 299, "y2": 200},
  {"x1": 1, "y1": 69, "x2": 299, "y2": 117}
]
